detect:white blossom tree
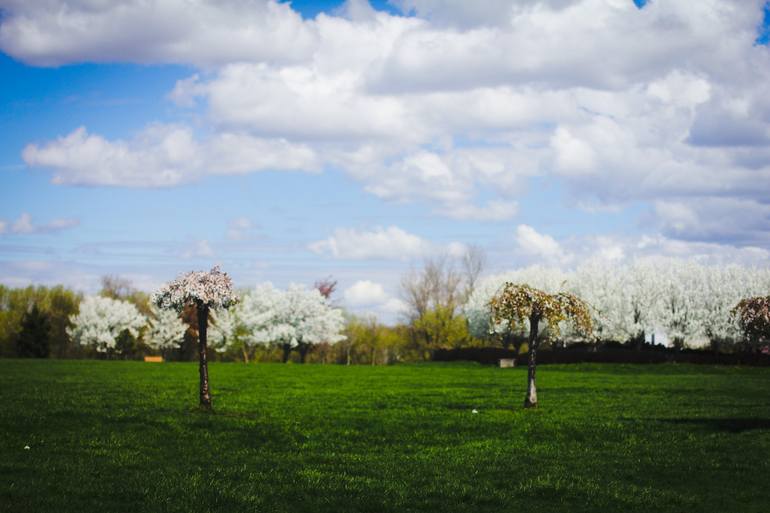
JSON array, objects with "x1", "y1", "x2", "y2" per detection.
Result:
[
  {"x1": 153, "y1": 266, "x2": 237, "y2": 410},
  {"x1": 573, "y1": 260, "x2": 661, "y2": 346},
  {"x1": 468, "y1": 259, "x2": 770, "y2": 350},
  {"x1": 208, "y1": 307, "x2": 247, "y2": 358},
  {"x1": 238, "y1": 283, "x2": 346, "y2": 363},
  {"x1": 67, "y1": 295, "x2": 146, "y2": 355},
  {"x1": 286, "y1": 284, "x2": 346, "y2": 362},
  {"x1": 145, "y1": 305, "x2": 188, "y2": 356},
  {"x1": 238, "y1": 283, "x2": 288, "y2": 359}
]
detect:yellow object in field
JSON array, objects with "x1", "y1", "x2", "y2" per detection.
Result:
[{"x1": 144, "y1": 356, "x2": 164, "y2": 363}]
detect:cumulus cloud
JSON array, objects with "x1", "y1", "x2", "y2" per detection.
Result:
[
  {"x1": 0, "y1": 0, "x2": 315, "y2": 67},
  {"x1": 309, "y1": 226, "x2": 434, "y2": 260},
  {"x1": 0, "y1": 213, "x2": 79, "y2": 235},
  {"x1": 343, "y1": 280, "x2": 389, "y2": 306},
  {"x1": 6, "y1": 0, "x2": 770, "y2": 250},
  {"x1": 515, "y1": 224, "x2": 572, "y2": 265},
  {"x1": 343, "y1": 279, "x2": 407, "y2": 319},
  {"x1": 23, "y1": 125, "x2": 319, "y2": 186}
]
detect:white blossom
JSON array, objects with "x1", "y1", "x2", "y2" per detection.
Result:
[
  {"x1": 466, "y1": 259, "x2": 770, "y2": 348},
  {"x1": 153, "y1": 265, "x2": 237, "y2": 311},
  {"x1": 67, "y1": 295, "x2": 146, "y2": 352},
  {"x1": 238, "y1": 282, "x2": 346, "y2": 349},
  {"x1": 145, "y1": 305, "x2": 188, "y2": 351},
  {"x1": 209, "y1": 307, "x2": 240, "y2": 353}
]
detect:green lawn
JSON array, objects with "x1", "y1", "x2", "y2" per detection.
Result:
[{"x1": 1, "y1": 360, "x2": 769, "y2": 512}]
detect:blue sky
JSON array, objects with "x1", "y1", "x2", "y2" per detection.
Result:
[{"x1": 1, "y1": 0, "x2": 769, "y2": 321}]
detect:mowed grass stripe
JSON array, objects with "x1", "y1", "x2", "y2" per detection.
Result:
[{"x1": 1, "y1": 360, "x2": 769, "y2": 512}]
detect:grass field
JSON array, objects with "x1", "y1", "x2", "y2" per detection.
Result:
[{"x1": 1, "y1": 360, "x2": 769, "y2": 512}]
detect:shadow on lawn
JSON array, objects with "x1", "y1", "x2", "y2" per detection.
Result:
[{"x1": 659, "y1": 417, "x2": 770, "y2": 433}]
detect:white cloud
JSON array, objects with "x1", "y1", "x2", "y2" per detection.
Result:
[
  {"x1": 227, "y1": 218, "x2": 259, "y2": 241},
  {"x1": 343, "y1": 280, "x2": 389, "y2": 306},
  {"x1": 11, "y1": 213, "x2": 33, "y2": 234},
  {"x1": 342, "y1": 278, "x2": 408, "y2": 320},
  {"x1": 23, "y1": 125, "x2": 319, "y2": 187},
  {"x1": 6, "y1": 0, "x2": 770, "y2": 247},
  {"x1": 309, "y1": 226, "x2": 432, "y2": 260},
  {"x1": 0, "y1": 0, "x2": 316, "y2": 67},
  {"x1": 515, "y1": 224, "x2": 571, "y2": 264},
  {"x1": 183, "y1": 240, "x2": 215, "y2": 259},
  {"x1": 1, "y1": 213, "x2": 79, "y2": 235},
  {"x1": 551, "y1": 127, "x2": 596, "y2": 175}
]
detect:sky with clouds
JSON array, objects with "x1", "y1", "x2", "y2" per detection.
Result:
[{"x1": 1, "y1": 0, "x2": 769, "y2": 321}]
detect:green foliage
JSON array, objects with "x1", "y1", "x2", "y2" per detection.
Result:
[
  {"x1": 1, "y1": 361, "x2": 770, "y2": 512},
  {"x1": 15, "y1": 304, "x2": 51, "y2": 358},
  {"x1": 342, "y1": 315, "x2": 409, "y2": 365},
  {"x1": 0, "y1": 284, "x2": 81, "y2": 358},
  {"x1": 412, "y1": 305, "x2": 471, "y2": 351}
]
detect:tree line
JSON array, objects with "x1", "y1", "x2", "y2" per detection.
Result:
[{"x1": 1, "y1": 255, "x2": 769, "y2": 362}]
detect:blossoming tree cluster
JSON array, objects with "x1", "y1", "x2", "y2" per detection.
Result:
[
  {"x1": 212, "y1": 282, "x2": 346, "y2": 363},
  {"x1": 67, "y1": 295, "x2": 147, "y2": 354},
  {"x1": 466, "y1": 260, "x2": 770, "y2": 350}
]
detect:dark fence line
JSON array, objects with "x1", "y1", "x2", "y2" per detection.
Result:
[{"x1": 432, "y1": 347, "x2": 770, "y2": 367}]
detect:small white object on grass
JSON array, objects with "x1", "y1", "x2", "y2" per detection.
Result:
[
  {"x1": 472, "y1": 409, "x2": 479, "y2": 414},
  {"x1": 24, "y1": 445, "x2": 30, "y2": 450}
]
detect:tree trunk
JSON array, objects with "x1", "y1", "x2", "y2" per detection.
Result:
[
  {"x1": 197, "y1": 304, "x2": 212, "y2": 411},
  {"x1": 282, "y1": 343, "x2": 292, "y2": 363},
  {"x1": 501, "y1": 333, "x2": 512, "y2": 351},
  {"x1": 298, "y1": 343, "x2": 309, "y2": 363},
  {"x1": 524, "y1": 314, "x2": 540, "y2": 409},
  {"x1": 241, "y1": 345, "x2": 250, "y2": 364}
]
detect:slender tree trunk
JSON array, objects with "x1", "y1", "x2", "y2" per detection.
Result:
[
  {"x1": 501, "y1": 333, "x2": 512, "y2": 351},
  {"x1": 241, "y1": 345, "x2": 250, "y2": 364},
  {"x1": 524, "y1": 314, "x2": 540, "y2": 409},
  {"x1": 298, "y1": 343, "x2": 309, "y2": 363},
  {"x1": 346, "y1": 343, "x2": 351, "y2": 366},
  {"x1": 197, "y1": 304, "x2": 212, "y2": 410},
  {"x1": 282, "y1": 343, "x2": 292, "y2": 363}
]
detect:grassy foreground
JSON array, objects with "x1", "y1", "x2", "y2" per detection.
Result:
[{"x1": 1, "y1": 360, "x2": 769, "y2": 512}]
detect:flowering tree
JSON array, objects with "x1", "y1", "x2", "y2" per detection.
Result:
[
  {"x1": 238, "y1": 283, "x2": 290, "y2": 360},
  {"x1": 466, "y1": 267, "x2": 571, "y2": 352},
  {"x1": 145, "y1": 305, "x2": 188, "y2": 356},
  {"x1": 208, "y1": 303, "x2": 240, "y2": 354},
  {"x1": 67, "y1": 295, "x2": 146, "y2": 355},
  {"x1": 238, "y1": 283, "x2": 345, "y2": 363},
  {"x1": 285, "y1": 284, "x2": 346, "y2": 362},
  {"x1": 732, "y1": 296, "x2": 770, "y2": 353},
  {"x1": 490, "y1": 283, "x2": 592, "y2": 408},
  {"x1": 153, "y1": 266, "x2": 237, "y2": 410}
]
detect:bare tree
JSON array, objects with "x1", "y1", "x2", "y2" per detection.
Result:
[
  {"x1": 461, "y1": 245, "x2": 486, "y2": 301},
  {"x1": 99, "y1": 276, "x2": 135, "y2": 300},
  {"x1": 401, "y1": 256, "x2": 465, "y2": 356}
]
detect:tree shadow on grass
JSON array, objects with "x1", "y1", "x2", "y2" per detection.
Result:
[{"x1": 659, "y1": 417, "x2": 770, "y2": 433}]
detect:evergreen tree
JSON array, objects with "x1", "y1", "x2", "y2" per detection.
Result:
[{"x1": 15, "y1": 304, "x2": 51, "y2": 358}]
